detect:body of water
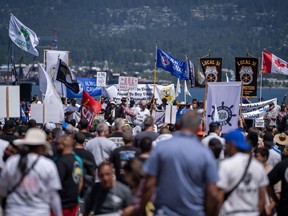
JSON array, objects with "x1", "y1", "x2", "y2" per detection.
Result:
[{"x1": 32, "y1": 86, "x2": 288, "y2": 105}]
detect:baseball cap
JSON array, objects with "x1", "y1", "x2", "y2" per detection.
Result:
[{"x1": 225, "y1": 129, "x2": 252, "y2": 151}]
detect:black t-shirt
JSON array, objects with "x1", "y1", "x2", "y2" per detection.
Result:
[
  {"x1": 55, "y1": 153, "x2": 83, "y2": 209},
  {"x1": 268, "y1": 159, "x2": 288, "y2": 214},
  {"x1": 134, "y1": 131, "x2": 159, "y2": 148},
  {"x1": 110, "y1": 146, "x2": 141, "y2": 183},
  {"x1": 84, "y1": 181, "x2": 132, "y2": 215}
]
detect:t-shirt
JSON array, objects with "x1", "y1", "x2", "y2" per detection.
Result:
[
  {"x1": 201, "y1": 132, "x2": 225, "y2": 159},
  {"x1": 110, "y1": 146, "x2": 141, "y2": 183},
  {"x1": 109, "y1": 132, "x2": 124, "y2": 147},
  {"x1": 0, "y1": 153, "x2": 61, "y2": 216},
  {"x1": 143, "y1": 131, "x2": 219, "y2": 216},
  {"x1": 267, "y1": 146, "x2": 281, "y2": 167},
  {"x1": 268, "y1": 159, "x2": 288, "y2": 215},
  {"x1": 66, "y1": 104, "x2": 79, "y2": 122},
  {"x1": 84, "y1": 181, "x2": 132, "y2": 215},
  {"x1": 55, "y1": 153, "x2": 83, "y2": 209},
  {"x1": 85, "y1": 137, "x2": 117, "y2": 166},
  {"x1": 217, "y1": 153, "x2": 269, "y2": 216},
  {"x1": 135, "y1": 107, "x2": 150, "y2": 124},
  {"x1": 134, "y1": 131, "x2": 159, "y2": 148}
]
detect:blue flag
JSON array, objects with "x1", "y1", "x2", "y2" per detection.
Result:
[
  {"x1": 156, "y1": 48, "x2": 188, "y2": 80},
  {"x1": 67, "y1": 77, "x2": 102, "y2": 98}
]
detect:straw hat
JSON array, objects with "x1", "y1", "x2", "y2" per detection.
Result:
[
  {"x1": 14, "y1": 128, "x2": 51, "y2": 152},
  {"x1": 274, "y1": 133, "x2": 288, "y2": 145}
]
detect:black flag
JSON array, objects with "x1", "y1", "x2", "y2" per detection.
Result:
[
  {"x1": 187, "y1": 59, "x2": 195, "y2": 87},
  {"x1": 11, "y1": 64, "x2": 18, "y2": 85},
  {"x1": 56, "y1": 58, "x2": 79, "y2": 93},
  {"x1": 200, "y1": 58, "x2": 222, "y2": 82}
]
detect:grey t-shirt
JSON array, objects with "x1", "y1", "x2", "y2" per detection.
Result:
[
  {"x1": 134, "y1": 131, "x2": 159, "y2": 148},
  {"x1": 85, "y1": 181, "x2": 132, "y2": 215}
]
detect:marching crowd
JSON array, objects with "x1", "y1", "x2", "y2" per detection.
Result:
[{"x1": 0, "y1": 94, "x2": 288, "y2": 216}]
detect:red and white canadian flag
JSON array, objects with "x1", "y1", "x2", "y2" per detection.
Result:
[
  {"x1": 262, "y1": 51, "x2": 288, "y2": 75},
  {"x1": 81, "y1": 90, "x2": 102, "y2": 127}
]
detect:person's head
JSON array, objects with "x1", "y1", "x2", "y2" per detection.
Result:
[
  {"x1": 180, "y1": 110, "x2": 202, "y2": 134},
  {"x1": 123, "y1": 159, "x2": 144, "y2": 189},
  {"x1": 192, "y1": 99, "x2": 198, "y2": 109},
  {"x1": 254, "y1": 147, "x2": 269, "y2": 164},
  {"x1": 28, "y1": 119, "x2": 37, "y2": 129},
  {"x1": 96, "y1": 122, "x2": 109, "y2": 137},
  {"x1": 44, "y1": 122, "x2": 56, "y2": 133},
  {"x1": 139, "y1": 100, "x2": 146, "y2": 110},
  {"x1": 263, "y1": 131, "x2": 274, "y2": 148},
  {"x1": 110, "y1": 101, "x2": 116, "y2": 109},
  {"x1": 130, "y1": 99, "x2": 135, "y2": 107},
  {"x1": 208, "y1": 122, "x2": 221, "y2": 135},
  {"x1": 69, "y1": 119, "x2": 77, "y2": 127},
  {"x1": 61, "y1": 97, "x2": 67, "y2": 105},
  {"x1": 122, "y1": 126, "x2": 133, "y2": 145},
  {"x1": 281, "y1": 103, "x2": 286, "y2": 111},
  {"x1": 3, "y1": 119, "x2": 15, "y2": 133},
  {"x1": 247, "y1": 127, "x2": 259, "y2": 148},
  {"x1": 208, "y1": 138, "x2": 222, "y2": 159},
  {"x1": 17, "y1": 125, "x2": 27, "y2": 139},
  {"x1": 140, "y1": 137, "x2": 153, "y2": 153},
  {"x1": 100, "y1": 96, "x2": 105, "y2": 104},
  {"x1": 71, "y1": 98, "x2": 76, "y2": 106},
  {"x1": 144, "y1": 116, "x2": 154, "y2": 130},
  {"x1": 78, "y1": 118, "x2": 89, "y2": 130},
  {"x1": 56, "y1": 135, "x2": 74, "y2": 155},
  {"x1": 52, "y1": 127, "x2": 65, "y2": 140},
  {"x1": 98, "y1": 162, "x2": 115, "y2": 188},
  {"x1": 32, "y1": 95, "x2": 38, "y2": 102},
  {"x1": 74, "y1": 132, "x2": 85, "y2": 146},
  {"x1": 121, "y1": 97, "x2": 127, "y2": 104},
  {"x1": 224, "y1": 129, "x2": 252, "y2": 156},
  {"x1": 162, "y1": 98, "x2": 167, "y2": 105},
  {"x1": 159, "y1": 127, "x2": 171, "y2": 135},
  {"x1": 114, "y1": 118, "x2": 125, "y2": 132}
]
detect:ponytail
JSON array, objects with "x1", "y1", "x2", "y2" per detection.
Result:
[{"x1": 18, "y1": 145, "x2": 30, "y2": 175}]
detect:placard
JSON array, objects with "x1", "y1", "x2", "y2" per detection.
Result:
[
  {"x1": 165, "y1": 105, "x2": 177, "y2": 124},
  {"x1": 96, "y1": 72, "x2": 107, "y2": 87},
  {"x1": 118, "y1": 76, "x2": 138, "y2": 91},
  {"x1": 31, "y1": 104, "x2": 63, "y2": 123},
  {"x1": 0, "y1": 86, "x2": 20, "y2": 118},
  {"x1": 254, "y1": 118, "x2": 265, "y2": 128}
]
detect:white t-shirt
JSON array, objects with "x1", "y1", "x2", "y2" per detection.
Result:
[
  {"x1": 66, "y1": 104, "x2": 79, "y2": 121},
  {"x1": 217, "y1": 153, "x2": 269, "y2": 216},
  {"x1": 0, "y1": 153, "x2": 62, "y2": 216},
  {"x1": 267, "y1": 146, "x2": 281, "y2": 168},
  {"x1": 202, "y1": 132, "x2": 225, "y2": 159},
  {"x1": 135, "y1": 107, "x2": 150, "y2": 123}
]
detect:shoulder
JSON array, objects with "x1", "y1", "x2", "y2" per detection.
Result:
[{"x1": 115, "y1": 181, "x2": 131, "y2": 194}]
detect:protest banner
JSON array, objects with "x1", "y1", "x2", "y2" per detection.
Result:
[
  {"x1": 118, "y1": 76, "x2": 138, "y2": 91},
  {"x1": 241, "y1": 98, "x2": 277, "y2": 113},
  {"x1": 30, "y1": 104, "x2": 63, "y2": 123},
  {"x1": 165, "y1": 105, "x2": 177, "y2": 124},
  {"x1": 67, "y1": 77, "x2": 102, "y2": 98}
]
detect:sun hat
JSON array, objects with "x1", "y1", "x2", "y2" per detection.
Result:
[
  {"x1": 13, "y1": 128, "x2": 51, "y2": 152},
  {"x1": 225, "y1": 129, "x2": 252, "y2": 151},
  {"x1": 274, "y1": 133, "x2": 288, "y2": 146}
]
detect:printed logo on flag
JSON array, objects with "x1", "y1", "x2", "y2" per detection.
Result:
[
  {"x1": 161, "y1": 87, "x2": 174, "y2": 102},
  {"x1": 205, "y1": 67, "x2": 218, "y2": 82},
  {"x1": 160, "y1": 53, "x2": 170, "y2": 66},
  {"x1": 208, "y1": 102, "x2": 237, "y2": 126}
]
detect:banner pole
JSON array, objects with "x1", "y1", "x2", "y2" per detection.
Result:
[
  {"x1": 203, "y1": 83, "x2": 208, "y2": 131},
  {"x1": 259, "y1": 57, "x2": 262, "y2": 101},
  {"x1": 153, "y1": 42, "x2": 157, "y2": 96},
  {"x1": 6, "y1": 86, "x2": 10, "y2": 120},
  {"x1": 44, "y1": 49, "x2": 47, "y2": 70},
  {"x1": 240, "y1": 82, "x2": 243, "y2": 116}
]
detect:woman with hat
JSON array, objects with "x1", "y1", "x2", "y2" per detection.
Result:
[{"x1": 0, "y1": 128, "x2": 62, "y2": 216}]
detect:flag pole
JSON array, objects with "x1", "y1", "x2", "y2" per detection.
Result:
[
  {"x1": 153, "y1": 42, "x2": 157, "y2": 96},
  {"x1": 6, "y1": 86, "x2": 10, "y2": 120},
  {"x1": 259, "y1": 57, "x2": 263, "y2": 101},
  {"x1": 203, "y1": 82, "x2": 208, "y2": 132},
  {"x1": 184, "y1": 81, "x2": 186, "y2": 103}
]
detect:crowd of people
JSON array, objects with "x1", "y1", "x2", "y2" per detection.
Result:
[{"x1": 0, "y1": 94, "x2": 288, "y2": 216}]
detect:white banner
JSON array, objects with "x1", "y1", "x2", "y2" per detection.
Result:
[
  {"x1": 45, "y1": 50, "x2": 69, "y2": 97},
  {"x1": 0, "y1": 86, "x2": 20, "y2": 118},
  {"x1": 103, "y1": 84, "x2": 175, "y2": 105},
  {"x1": 242, "y1": 105, "x2": 270, "y2": 119},
  {"x1": 206, "y1": 82, "x2": 242, "y2": 133},
  {"x1": 242, "y1": 98, "x2": 277, "y2": 113},
  {"x1": 165, "y1": 105, "x2": 177, "y2": 124},
  {"x1": 31, "y1": 104, "x2": 63, "y2": 123},
  {"x1": 118, "y1": 76, "x2": 138, "y2": 91}
]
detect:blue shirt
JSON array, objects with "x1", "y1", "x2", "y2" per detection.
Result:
[{"x1": 143, "y1": 131, "x2": 219, "y2": 216}]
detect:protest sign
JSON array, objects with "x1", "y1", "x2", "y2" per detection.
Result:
[
  {"x1": 0, "y1": 86, "x2": 20, "y2": 118},
  {"x1": 118, "y1": 76, "x2": 138, "y2": 91},
  {"x1": 96, "y1": 72, "x2": 107, "y2": 87},
  {"x1": 67, "y1": 77, "x2": 102, "y2": 98}
]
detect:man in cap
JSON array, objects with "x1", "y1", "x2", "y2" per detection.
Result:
[
  {"x1": 140, "y1": 111, "x2": 219, "y2": 216},
  {"x1": 105, "y1": 101, "x2": 120, "y2": 125},
  {"x1": 0, "y1": 128, "x2": 62, "y2": 216},
  {"x1": 217, "y1": 129, "x2": 268, "y2": 216},
  {"x1": 119, "y1": 97, "x2": 127, "y2": 119}
]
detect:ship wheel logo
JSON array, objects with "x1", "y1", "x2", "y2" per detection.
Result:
[
  {"x1": 239, "y1": 66, "x2": 253, "y2": 85},
  {"x1": 208, "y1": 102, "x2": 237, "y2": 126},
  {"x1": 205, "y1": 66, "x2": 218, "y2": 82}
]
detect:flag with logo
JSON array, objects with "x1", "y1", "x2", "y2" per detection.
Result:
[
  {"x1": 56, "y1": 58, "x2": 79, "y2": 93},
  {"x1": 9, "y1": 14, "x2": 39, "y2": 56},
  {"x1": 200, "y1": 58, "x2": 222, "y2": 82},
  {"x1": 81, "y1": 90, "x2": 102, "y2": 127},
  {"x1": 235, "y1": 57, "x2": 258, "y2": 97},
  {"x1": 187, "y1": 58, "x2": 195, "y2": 87},
  {"x1": 206, "y1": 82, "x2": 242, "y2": 133},
  {"x1": 156, "y1": 48, "x2": 188, "y2": 80},
  {"x1": 39, "y1": 64, "x2": 64, "y2": 122},
  {"x1": 262, "y1": 51, "x2": 288, "y2": 75}
]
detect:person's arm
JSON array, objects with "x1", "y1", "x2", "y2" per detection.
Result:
[
  {"x1": 136, "y1": 175, "x2": 157, "y2": 216},
  {"x1": 258, "y1": 186, "x2": 266, "y2": 215},
  {"x1": 205, "y1": 183, "x2": 219, "y2": 216},
  {"x1": 49, "y1": 190, "x2": 62, "y2": 216}
]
